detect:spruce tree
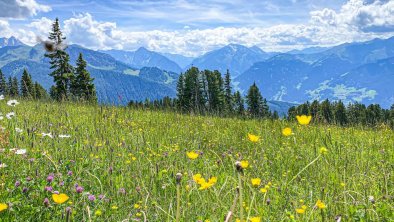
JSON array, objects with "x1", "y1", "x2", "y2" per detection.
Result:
[
  {"x1": 45, "y1": 18, "x2": 74, "y2": 101},
  {"x1": 11, "y1": 77, "x2": 19, "y2": 97},
  {"x1": 71, "y1": 53, "x2": 97, "y2": 102},
  {"x1": 334, "y1": 100, "x2": 347, "y2": 126},
  {"x1": 246, "y1": 83, "x2": 267, "y2": 117},
  {"x1": 20, "y1": 69, "x2": 35, "y2": 98},
  {"x1": 224, "y1": 69, "x2": 233, "y2": 113},
  {"x1": 0, "y1": 69, "x2": 7, "y2": 95},
  {"x1": 233, "y1": 91, "x2": 244, "y2": 116},
  {"x1": 176, "y1": 73, "x2": 186, "y2": 110},
  {"x1": 34, "y1": 82, "x2": 48, "y2": 100}
]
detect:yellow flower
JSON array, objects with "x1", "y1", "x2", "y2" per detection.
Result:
[
  {"x1": 251, "y1": 178, "x2": 261, "y2": 187},
  {"x1": 260, "y1": 188, "x2": 267, "y2": 193},
  {"x1": 95, "y1": 210, "x2": 102, "y2": 216},
  {"x1": 111, "y1": 205, "x2": 118, "y2": 210},
  {"x1": 52, "y1": 193, "x2": 69, "y2": 204},
  {"x1": 316, "y1": 200, "x2": 326, "y2": 209},
  {"x1": 0, "y1": 203, "x2": 8, "y2": 212},
  {"x1": 186, "y1": 151, "x2": 199, "y2": 160},
  {"x1": 282, "y1": 127, "x2": 293, "y2": 136},
  {"x1": 296, "y1": 205, "x2": 307, "y2": 214},
  {"x1": 249, "y1": 217, "x2": 261, "y2": 222},
  {"x1": 134, "y1": 204, "x2": 140, "y2": 209},
  {"x1": 320, "y1": 147, "x2": 328, "y2": 155},
  {"x1": 193, "y1": 174, "x2": 205, "y2": 185},
  {"x1": 197, "y1": 175, "x2": 217, "y2": 190},
  {"x1": 208, "y1": 177, "x2": 217, "y2": 184},
  {"x1": 296, "y1": 115, "x2": 312, "y2": 125},
  {"x1": 340, "y1": 182, "x2": 346, "y2": 187},
  {"x1": 240, "y1": 160, "x2": 249, "y2": 169},
  {"x1": 248, "y1": 133, "x2": 260, "y2": 142}
]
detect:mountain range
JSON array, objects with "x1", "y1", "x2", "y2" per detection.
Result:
[{"x1": 0, "y1": 36, "x2": 393, "y2": 110}]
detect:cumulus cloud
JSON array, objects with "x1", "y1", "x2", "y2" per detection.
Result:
[
  {"x1": 0, "y1": 0, "x2": 51, "y2": 19},
  {"x1": 311, "y1": 0, "x2": 394, "y2": 32},
  {"x1": 4, "y1": 1, "x2": 394, "y2": 56}
]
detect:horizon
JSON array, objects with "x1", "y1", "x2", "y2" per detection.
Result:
[{"x1": 1, "y1": 0, "x2": 394, "y2": 56}]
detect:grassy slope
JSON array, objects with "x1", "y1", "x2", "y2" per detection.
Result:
[{"x1": 0, "y1": 100, "x2": 393, "y2": 221}]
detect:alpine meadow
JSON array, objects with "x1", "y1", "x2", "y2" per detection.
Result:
[{"x1": 0, "y1": 0, "x2": 394, "y2": 222}]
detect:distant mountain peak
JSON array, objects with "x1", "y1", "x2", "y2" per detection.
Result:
[{"x1": 0, "y1": 36, "x2": 25, "y2": 48}]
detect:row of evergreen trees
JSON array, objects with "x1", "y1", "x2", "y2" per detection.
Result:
[
  {"x1": 0, "y1": 69, "x2": 48, "y2": 99},
  {"x1": 46, "y1": 18, "x2": 97, "y2": 103},
  {"x1": 129, "y1": 67, "x2": 278, "y2": 118},
  {"x1": 288, "y1": 99, "x2": 394, "y2": 128}
]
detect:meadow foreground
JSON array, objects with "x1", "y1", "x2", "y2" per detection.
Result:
[{"x1": 0, "y1": 100, "x2": 393, "y2": 221}]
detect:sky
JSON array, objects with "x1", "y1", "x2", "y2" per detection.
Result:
[{"x1": 0, "y1": 0, "x2": 394, "y2": 56}]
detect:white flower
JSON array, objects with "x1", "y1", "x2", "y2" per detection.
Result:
[
  {"x1": 42, "y1": 132, "x2": 53, "y2": 138},
  {"x1": 15, "y1": 149, "x2": 27, "y2": 155},
  {"x1": 0, "y1": 116, "x2": 3, "y2": 120},
  {"x1": 15, "y1": 128, "x2": 23, "y2": 133},
  {"x1": 6, "y1": 112, "x2": 15, "y2": 119},
  {"x1": 59, "y1": 134, "x2": 71, "y2": 138},
  {"x1": 0, "y1": 95, "x2": 4, "y2": 100},
  {"x1": 7, "y1": 100, "x2": 19, "y2": 107},
  {"x1": 0, "y1": 163, "x2": 7, "y2": 168}
]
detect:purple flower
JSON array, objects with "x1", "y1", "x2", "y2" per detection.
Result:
[
  {"x1": 45, "y1": 186, "x2": 53, "y2": 192},
  {"x1": 119, "y1": 188, "x2": 126, "y2": 195},
  {"x1": 59, "y1": 181, "x2": 64, "y2": 186},
  {"x1": 43, "y1": 198, "x2": 50, "y2": 207},
  {"x1": 53, "y1": 190, "x2": 59, "y2": 194},
  {"x1": 76, "y1": 186, "x2": 84, "y2": 193},
  {"x1": 47, "y1": 174, "x2": 54, "y2": 183},
  {"x1": 15, "y1": 180, "x2": 21, "y2": 187},
  {"x1": 88, "y1": 194, "x2": 96, "y2": 202},
  {"x1": 26, "y1": 176, "x2": 32, "y2": 182},
  {"x1": 29, "y1": 158, "x2": 35, "y2": 163},
  {"x1": 22, "y1": 187, "x2": 28, "y2": 193},
  {"x1": 67, "y1": 171, "x2": 73, "y2": 176},
  {"x1": 98, "y1": 194, "x2": 105, "y2": 200},
  {"x1": 66, "y1": 207, "x2": 72, "y2": 213}
]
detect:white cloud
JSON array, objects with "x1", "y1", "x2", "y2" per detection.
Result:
[
  {"x1": 3, "y1": 1, "x2": 394, "y2": 56},
  {"x1": 0, "y1": 0, "x2": 51, "y2": 19}
]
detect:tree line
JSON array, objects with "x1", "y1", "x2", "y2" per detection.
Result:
[
  {"x1": 129, "y1": 67, "x2": 279, "y2": 119},
  {"x1": 288, "y1": 99, "x2": 394, "y2": 128},
  {"x1": 0, "y1": 69, "x2": 48, "y2": 100}
]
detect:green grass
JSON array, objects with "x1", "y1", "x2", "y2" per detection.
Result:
[{"x1": 0, "y1": 100, "x2": 393, "y2": 221}]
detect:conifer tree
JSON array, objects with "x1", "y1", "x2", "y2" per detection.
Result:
[
  {"x1": 320, "y1": 99, "x2": 333, "y2": 123},
  {"x1": 20, "y1": 69, "x2": 35, "y2": 98},
  {"x1": 233, "y1": 91, "x2": 244, "y2": 115},
  {"x1": 246, "y1": 83, "x2": 268, "y2": 117},
  {"x1": 334, "y1": 100, "x2": 347, "y2": 126},
  {"x1": 34, "y1": 82, "x2": 48, "y2": 100},
  {"x1": 176, "y1": 73, "x2": 186, "y2": 110},
  {"x1": 45, "y1": 18, "x2": 74, "y2": 101},
  {"x1": 71, "y1": 53, "x2": 97, "y2": 102},
  {"x1": 9, "y1": 77, "x2": 19, "y2": 97},
  {"x1": 0, "y1": 69, "x2": 7, "y2": 95},
  {"x1": 224, "y1": 69, "x2": 233, "y2": 113}
]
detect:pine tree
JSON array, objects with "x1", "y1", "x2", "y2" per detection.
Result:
[
  {"x1": 334, "y1": 100, "x2": 347, "y2": 126},
  {"x1": 34, "y1": 82, "x2": 48, "y2": 100},
  {"x1": 233, "y1": 91, "x2": 244, "y2": 115},
  {"x1": 176, "y1": 73, "x2": 186, "y2": 110},
  {"x1": 246, "y1": 82, "x2": 267, "y2": 117},
  {"x1": 20, "y1": 69, "x2": 35, "y2": 98},
  {"x1": 0, "y1": 69, "x2": 7, "y2": 95},
  {"x1": 70, "y1": 53, "x2": 97, "y2": 103},
  {"x1": 45, "y1": 18, "x2": 74, "y2": 101},
  {"x1": 224, "y1": 69, "x2": 233, "y2": 113},
  {"x1": 320, "y1": 99, "x2": 333, "y2": 124},
  {"x1": 9, "y1": 77, "x2": 19, "y2": 97}
]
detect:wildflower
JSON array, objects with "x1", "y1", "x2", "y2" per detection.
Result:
[
  {"x1": 6, "y1": 112, "x2": 15, "y2": 119},
  {"x1": 15, "y1": 128, "x2": 23, "y2": 133},
  {"x1": 43, "y1": 198, "x2": 50, "y2": 207},
  {"x1": 119, "y1": 188, "x2": 126, "y2": 195},
  {"x1": 22, "y1": 187, "x2": 28, "y2": 193},
  {"x1": 248, "y1": 133, "x2": 260, "y2": 142},
  {"x1": 0, "y1": 163, "x2": 7, "y2": 168},
  {"x1": 59, "y1": 134, "x2": 71, "y2": 138},
  {"x1": 134, "y1": 204, "x2": 140, "y2": 209},
  {"x1": 296, "y1": 115, "x2": 312, "y2": 125},
  {"x1": 186, "y1": 151, "x2": 199, "y2": 160},
  {"x1": 260, "y1": 188, "x2": 267, "y2": 193},
  {"x1": 251, "y1": 178, "x2": 261, "y2": 187},
  {"x1": 47, "y1": 174, "x2": 54, "y2": 183},
  {"x1": 0, "y1": 95, "x2": 4, "y2": 100},
  {"x1": 193, "y1": 174, "x2": 205, "y2": 184},
  {"x1": 95, "y1": 210, "x2": 102, "y2": 216},
  {"x1": 0, "y1": 203, "x2": 8, "y2": 212},
  {"x1": 296, "y1": 205, "x2": 307, "y2": 214},
  {"x1": 111, "y1": 205, "x2": 118, "y2": 210},
  {"x1": 315, "y1": 200, "x2": 326, "y2": 209},
  {"x1": 52, "y1": 193, "x2": 69, "y2": 204},
  {"x1": 282, "y1": 127, "x2": 293, "y2": 136},
  {"x1": 15, "y1": 149, "x2": 27, "y2": 155},
  {"x1": 88, "y1": 194, "x2": 96, "y2": 202},
  {"x1": 67, "y1": 171, "x2": 73, "y2": 176},
  {"x1": 7, "y1": 100, "x2": 19, "y2": 107},
  {"x1": 340, "y1": 182, "x2": 346, "y2": 187},
  {"x1": 14, "y1": 181, "x2": 20, "y2": 187},
  {"x1": 319, "y1": 147, "x2": 328, "y2": 155},
  {"x1": 45, "y1": 186, "x2": 53, "y2": 192},
  {"x1": 240, "y1": 160, "x2": 249, "y2": 169},
  {"x1": 250, "y1": 217, "x2": 261, "y2": 222},
  {"x1": 41, "y1": 133, "x2": 53, "y2": 138}
]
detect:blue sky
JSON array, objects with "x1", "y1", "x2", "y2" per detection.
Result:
[{"x1": 1, "y1": 0, "x2": 394, "y2": 56}]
